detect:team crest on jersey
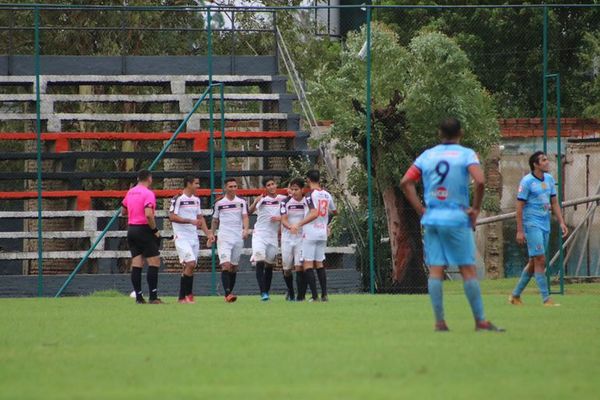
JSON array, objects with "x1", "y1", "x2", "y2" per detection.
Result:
[
  {"x1": 435, "y1": 187, "x2": 448, "y2": 200},
  {"x1": 541, "y1": 183, "x2": 547, "y2": 190}
]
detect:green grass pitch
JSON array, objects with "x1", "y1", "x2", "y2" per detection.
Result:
[{"x1": 1, "y1": 279, "x2": 599, "y2": 400}]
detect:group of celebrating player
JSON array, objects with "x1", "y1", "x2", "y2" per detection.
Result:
[
  {"x1": 123, "y1": 116, "x2": 567, "y2": 332},
  {"x1": 123, "y1": 168, "x2": 336, "y2": 305}
]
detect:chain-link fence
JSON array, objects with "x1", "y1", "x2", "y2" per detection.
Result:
[{"x1": 0, "y1": 3, "x2": 599, "y2": 296}]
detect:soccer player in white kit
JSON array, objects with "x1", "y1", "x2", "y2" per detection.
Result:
[
  {"x1": 168, "y1": 176, "x2": 214, "y2": 304},
  {"x1": 211, "y1": 178, "x2": 249, "y2": 303},
  {"x1": 248, "y1": 177, "x2": 287, "y2": 301},
  {"x1": 280, "y1": 177, "x2": 308, "y2": 301},
  {"x1": 291, "y1": 169, "x2": 337, "y2": 302}
]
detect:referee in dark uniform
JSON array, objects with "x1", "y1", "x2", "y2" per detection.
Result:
[{"x1": 122, "y1": 170, "x2": 163, "y2": 304}]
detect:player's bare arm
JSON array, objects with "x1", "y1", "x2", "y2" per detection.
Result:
[
  {"x1": 242, "y1": 213, "x2": 250, "y2": 239},
  {"x1": 210, "y1": 216, "x2": 220, "y2": 239},
  {"x1": 550, "y1": 196, "x2": 569, "y2": 237},
  {"x1": 292, "y1": 208, "x2": 318, "y2": 234},
  {"x1": 248, "y1": 195, "x2": 263, "y2": 214},
  {"x1": 400, "y1": 169, "x2": 425, "y2": 216},
  {"x1": 199, "y1": 214, "x2": 214, "y2": 244},
  {"x1": 145, "y1": 207, "x2": 158, "y2": 236},
  {"x1": 467, "y1": 164, "x2": 485, "y2": 227},
  {"x1": 168, "y1": 211, "x2": 196, "y2": 225},
  {"x1": 281, "y1": 213, "x2": 291, "y2": 230},
  {"x1": 515, "y1": 199, "x2": 526, "y2": 245}
]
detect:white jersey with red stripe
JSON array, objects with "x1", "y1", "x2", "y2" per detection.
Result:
[
  {"x1": 303, "y1": 189, "x2": 336, "y2": 241},
  {"x1": 213, "y1": 196, "x2": 248, "y2": 241},
  {"x1": 253, "y1": 194, "x2": 287, "y2": 240}
]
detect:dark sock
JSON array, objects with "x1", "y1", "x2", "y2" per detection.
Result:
[
  {"x1": 296, "y1": 271, "x2": 306, "y2": 300},
  {"x1": 230, "y1": 271, "x2": 237, "y2": 293},
  {"x1": 264, "y1": 266, "x2": 273, "y2": 293},
  {"x1": 256, "y1": 261, "x2": 265, "y2": 293},
  {"x1": 131, "y1": 267, "x2": 143, "y2": 300},
  {"x1": 147, "y1": 266, "x2": 159, "y2": 301},
  {"x1": 186, "y1": 275, "x2": 194, "y2": 296},
  {"x1": 284, "y1": 272, "x2": 294, "y2": 298},
  {"x1": 316, "y1": 268, "x2": 327, "y2": 298},
  {"x1": 305, "y1": 269, "x2": 318, "y2": 300},
  {"x1": 178, "y1": 275, "x2": 186, "y2": 300},
  {"x1": 221, "y1": 271, "x2": 231, "y2": 296}
]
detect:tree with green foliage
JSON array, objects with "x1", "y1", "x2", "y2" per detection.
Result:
[
  {"x1": 578, "y1": 31, "x2": 600, "y2": 118},
  {"x1": 376, "y1": 1, "x2": 600, "y2": 118},
  {"x1": 310, "y1": 22, "x2": 499, "y2": 292}
]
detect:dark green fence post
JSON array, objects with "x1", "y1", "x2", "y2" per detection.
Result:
[
  {"x1": 365, "y1": 6, "x2": 375, "y2": 294},
  {"x1": 34, "y1": 7, "x2": 43, "y2": 297}
]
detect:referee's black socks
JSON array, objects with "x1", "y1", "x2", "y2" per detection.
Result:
[
  {"x1": 147, "y1": 266, "x2": 159, "y2": 301},
  {"x1": 131, "y1": 267, "x2": 143, "y2": 301}
]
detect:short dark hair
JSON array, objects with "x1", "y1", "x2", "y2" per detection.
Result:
[
  {"x1": 289, "y1": 177, "x2": 305, "y2": 189},
  {"x1": 224, "y1": 177, "x2": 237, "y2": 186},
  {"x1": 262, "y1": 177, "x2": 276, "y2": 187},
  {"x1": 137, "y1": 169, "x2": 152, "y2": 182},
  {"x1": 529, "y1": 151, "x2": 546, "y2": 172},
  {"x1": 183, "y1": 175, "x2": 197, "y2": 187},
  {"x1": 306, "y1": 169, "x2": 320, "y2": 183},
  {"x1": 439, "y1": 117, "x2": 462, "y2": 139}
]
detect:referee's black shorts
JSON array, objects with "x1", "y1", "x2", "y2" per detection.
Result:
[{"x1": 127, "y1": 224, "x2": 160, "y2": 258}]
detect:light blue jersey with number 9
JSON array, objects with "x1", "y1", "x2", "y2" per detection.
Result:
[{"x1": 413, "y1": 144, "x2": 480, "y2": 228}]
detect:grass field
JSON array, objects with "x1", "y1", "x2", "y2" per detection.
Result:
[{"x1": 1, "y1": 279, "x2": 599, "y2": 400}]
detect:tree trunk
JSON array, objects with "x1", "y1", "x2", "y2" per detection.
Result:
[{"x1": 382, "y1": 185, "x2": 428, "y2": 293}]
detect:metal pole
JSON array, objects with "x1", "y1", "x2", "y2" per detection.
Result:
[
  {"x1": 556, "y1": 74, "x2": 564, "y2": 294},
  {"x1": 207, "y1": 8, "x2": 217, "y2": 296},
  {"x1": 55, "y1": 86, "x2": 216, "y2": 297},
  {"x1": 220, "y1": 84, "x2": 226, "y2": 187},
  {"x1": 365, "y1": 7, "x2": 376, "y2": 294},
  {"x1": 34, "y1": 7, "x2": 43, "y2": 297},
  {"x1": 542, "y1": 6, "x2": 548, "y2": 153}
]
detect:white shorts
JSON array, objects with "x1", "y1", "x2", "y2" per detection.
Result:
[
  {"x1": 174, "y1": 237, "x2": 200, "y2": 264},
  {"x1": 281, "y1": 240, "x2": 302, "y2": 270},
  {"x1": 217, "y1": 238, "x2": 243, "y2": 266},
  {"x1": 252, "y1": 235, "x2": 278, "y2": 264},
  {"x1": 302, "y1": 239, "x2": 327, "y2": 262}
]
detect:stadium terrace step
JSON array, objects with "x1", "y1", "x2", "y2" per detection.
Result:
[
  {"x1": 0, "y1": 247, "x2": 355, "y2": 261},
  {"x1": 0, "y1": 150, "x2": 318, "y2": 160},
  {"x1": 0, "y1": 170, "x2": 289, "y2": 181},
  {"x1": 0, "y1": 189, "x2": 289, "y2": 210},
  {"x1": 0, "y1": 131, "x2": 299, "y2": 152},
  {"x1": 0, "y1": 93, "x2": 295, "y2": 102},
  {"x1": 0, "y1": 112, "x2": 294, "y2": 121},
  {"x1": 0, "y1": 74, "x2": 288, "y2": 86}
]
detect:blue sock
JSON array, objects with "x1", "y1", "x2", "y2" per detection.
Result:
[
  {"x1": 534, "y1": 273, "x2": 550, "y2": 302},
  {"x1": 463, "y1": 279, "x2": 485, "y2": 322},
  {"x1": 428, "y1": 278, "x2": 444, "y2": 322},
  {"x1": 512, "y1": 268, "x2": 533, "y2": 297}
]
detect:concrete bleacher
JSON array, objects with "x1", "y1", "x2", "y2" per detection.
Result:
[{"x1": 0, "y1": 63, "x2": 359, "y2": 295}]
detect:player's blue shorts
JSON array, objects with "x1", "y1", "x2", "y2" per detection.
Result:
[
  {"x1": 524, "y1": 225, "x2": 549, "y2": 257},
  {"x1": 423, "y1": 225, "x2": 475, "y2": 267}
]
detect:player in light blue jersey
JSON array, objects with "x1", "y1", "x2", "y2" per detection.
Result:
[
  {"x1": 401, "y1": 117, "x2": 503, "y2": 332},
  {"x1": 509, "y1": 151, "x2": 568, "y2": 306}
]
